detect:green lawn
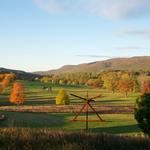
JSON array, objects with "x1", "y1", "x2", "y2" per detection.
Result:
[
  {"x1": 0, "y1": 111, "x2": 142, "y2": 135},
  {"x1": 0, "y1": 80, "x2": 140, "y2": 106}
]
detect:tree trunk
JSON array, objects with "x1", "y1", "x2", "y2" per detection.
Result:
[{"x1": 125, "y1": 92, "x2": 128, "y2": 97}]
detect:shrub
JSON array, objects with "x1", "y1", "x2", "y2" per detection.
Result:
[
  {"x1": 55, "y1": 89, "x2": 69, "y2": 105},
  {"x1": 135, "y1": 93, "x2": 150, "y2": 136}
]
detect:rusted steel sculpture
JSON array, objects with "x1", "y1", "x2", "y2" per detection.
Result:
[{"x1": 70, "y1": 91, "x2": 104, "y2": 130}]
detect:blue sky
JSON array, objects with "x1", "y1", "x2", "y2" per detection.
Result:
[{"x1": 0, "y1": 0, "x2": 150, "y2": 72}]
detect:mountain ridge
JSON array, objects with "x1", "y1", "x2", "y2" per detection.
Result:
[
  {"x1": 0, "y1": 67, "x2": 40, "y2": 80},
  {"x1": 35, "y1": 56, "x2": 150, "y2": 75}
]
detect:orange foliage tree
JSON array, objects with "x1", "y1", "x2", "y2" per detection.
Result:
[
  {"x1": 10, "y1": 82, "x2": 24, "y2": 105},
  {"x1": 2, "y1": 78, "x2": 10, "y2": 88},
  {"x1": 1, "y1": 73, "x2": 16, "y2": 88},
  {"x1": 0, "y1": 74, "x2": 5, "y2": 81},
  {"x1": 0, "y1": 84, "x2": 3, "y2": 93},
  {"x1": 141, "y1": 83, "x2": 150, "y2": 94}
]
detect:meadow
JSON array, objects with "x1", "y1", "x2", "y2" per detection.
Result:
[
  {"x1": 1, "y1": 80, "x2": 150, "y2": 150},
  {"x1": 0, "y1": 80, "x2": 142, "y2": 135}
]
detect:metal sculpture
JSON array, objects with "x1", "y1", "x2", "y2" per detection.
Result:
[{"x1": 70, "y1": 91, "x2": 104, "y2": 130}]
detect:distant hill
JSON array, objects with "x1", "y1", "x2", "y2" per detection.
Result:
[
  {"x1": 36, "y1": 56, "x2": 150, "y2": 75},
  {"x1": 0, "y1": 67, "x2": 40, "y2": 80}
]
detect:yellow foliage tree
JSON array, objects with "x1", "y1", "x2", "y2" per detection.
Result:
[
  {"x1": 40, "y1": 77, "x2": 50, "y2": 84},
  {"x1": 55, "y1": 89, "x2": 69, "y2": 105},
  {"x1": 10, "y1": 82, "x2": 24, "y2": 105}
]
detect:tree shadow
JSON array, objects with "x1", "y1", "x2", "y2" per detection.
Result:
[
  {"x1": 0, "y1": 111, "x2": 67, "y2": 128},
  {"x1": 0, "y1": 98, "x2": 55, "y2": 106},
  {"x1": 90, "y1": 124, "x2": 141, "y2": 134},
  {"x1": 24, "y1": 100, "x2": 55, "y2": 105},
  {"x1": 95, "y1": 99, "x2": 129, "y2": 103}
]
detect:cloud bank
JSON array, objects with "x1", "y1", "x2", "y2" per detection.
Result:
[{"x1": 33, "y1": 0, "x2": 150, "y2": 19}]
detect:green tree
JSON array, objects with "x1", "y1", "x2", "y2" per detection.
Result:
[
  {"x1": 55, "y1": 89, "x2": 70, "y2": 105},
  {"x1": 135, "y1": 93, "x2": 150, "y2": 136}
]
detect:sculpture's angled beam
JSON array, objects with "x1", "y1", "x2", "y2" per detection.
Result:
[
  {"x1": 88, "y1": 103, "x2": 104, "y2": 122},
  {"x1": 87, "y1": 99, "x2": 95, "y2": 102},
  {"x1": 89, "y1": 95, "x2": 102, "y2": 100},
  {"x1": 72, "y1": 103, "x2": 87, "y2": 121},
  {"x1": 70, "y1": 94, "x2": 87, "y2": 101}
]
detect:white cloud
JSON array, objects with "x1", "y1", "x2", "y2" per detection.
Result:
[
  {"x1": 118, "y1": 29, "x2": 150, "y2": 38},
  {"x1": 33, "y1": 0, "x2": 150, "y2": 19},
  {"x1": 33, "y1": 0, "x2": 63, "y2": 13},
  {"x1": 116, "y1": 46, "x2": 150, "y2": 50},
  {"x1": 87, "y1": 0, "x2": 149, "y2": 19}
]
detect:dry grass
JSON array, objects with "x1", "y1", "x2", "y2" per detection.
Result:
[
  {"x1": 0, "y1": 128, "x2": 149, "y2": 150},
  {"x1": 0, "y1": 105, "x2": 133, "y2": 114}
]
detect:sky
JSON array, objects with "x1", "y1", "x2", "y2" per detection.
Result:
[{"x1": 0, "y1": 0, "x2": 150, "y2": 72}]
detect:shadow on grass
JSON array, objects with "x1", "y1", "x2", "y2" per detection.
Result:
[
  {"x1": 95, "y1": 99, "x2": 129, "y2": 103},
  {"x1": 0, "y1": 111, "x2": 67, "y2": 128},
  {"x1": 0, "y1": 99, "x2": 55, "y2": 106},
  {"x1": 24, "y1": 100, "x2": 55, "y2": 105},
  {"x1": 91, "y1": 124, "x2": 141, "y2": 134}
]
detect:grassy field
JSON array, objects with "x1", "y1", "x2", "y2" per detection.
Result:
[
  {"x1": 0, "y1": 111, "x2": 141, "y2": 135},
  {"x1": 0, "y1": 80, "x2": 140, "y2": 106},
  {"x1": 0, "y1": 80, "x2": 142, "y2": 136}
]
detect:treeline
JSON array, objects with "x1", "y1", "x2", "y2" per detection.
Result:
[{"x1": 40, "y1": 70, "x2": 150, "y2": 96}]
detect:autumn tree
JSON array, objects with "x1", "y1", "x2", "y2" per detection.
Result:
[
  {"x1": 1, "y1": 73, "x2": 16, "y2": 88},
  {"x1": 2, "y1": 78, "x2": 10, "y2": 87},
  {"x1": 55, "y1": 89, "x2": 69, "y2": 105},
  {"x1": 0, "y1": 84, "x2": 3, "y2": 93},
  {"x1": 87, "y1": 79, "x2": 103, "y2": 88},
  {"x1": 141, "y1": 83, "x2": 150, "y2": 94},
  {"x1": 117, "y1": 73, "x2": 135, "y2": 97},
  {"x1": 40, "y1": 77, "x2": 50, "y2": 84},
  {"x1": 138, "y1": 74, "x2": 150, "y2": 85},
  {"x1": 101, "y1": 71, "x2": 119, "y2": 93},
  {"x1": 0, "y1": 74, "x2": 5, "y2": 81},
  {"x1": 137, "y1": 75, "x2": 150, "y2": 94},
  {"x1": 10, "y1": 82, "x2": 24, "y2": 105}
]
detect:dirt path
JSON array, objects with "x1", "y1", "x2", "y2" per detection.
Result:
[{"x1": 0, "y1": 105, "x2": 134, "y2": 114}]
